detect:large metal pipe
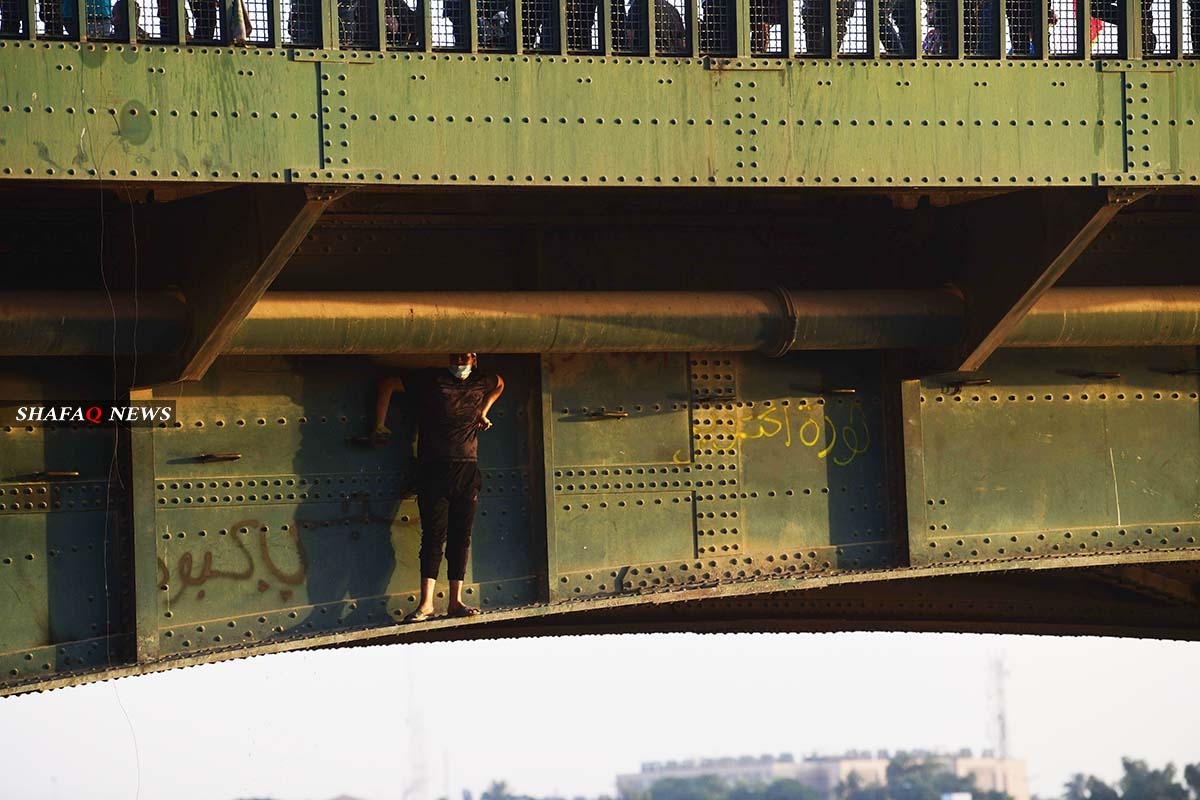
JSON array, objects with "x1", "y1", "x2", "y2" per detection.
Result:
[
  {"x1": 227, "y1": 290, "x2": 965, "y2": 354},
  {"x1": 0, "y1": 292, "x2": 186, "y2": 357},
  {"x1": 1004, "y1": 287, "x2": 1200, "y2": 348},
  {"x1": 4, "y1": 288, "x2": 1200, "y2": 356}
]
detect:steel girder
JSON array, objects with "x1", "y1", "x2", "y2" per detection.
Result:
[
  {"x1": 2, "y1": 41, "x2": 1199, "y2": 188},
  {"x1": 1, "y1": 348, "x2": 1199, "y2": 697}
]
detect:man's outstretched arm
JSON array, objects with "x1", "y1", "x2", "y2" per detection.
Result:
[{"x1": 478, "y1": 375, "x2": 505, "y2": 430}]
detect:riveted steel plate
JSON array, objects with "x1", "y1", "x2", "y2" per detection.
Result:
[
  {"x1": 0, "y1": 480, "x2": 111, "y2": 514},
  {"x1": 769, "y1": 60, "x2": 1128, "y2": 185},
  {"x1": 1117, "y1": 72, "x2": 1178, "y2": 180},
  {"x1": 0, "y1": 42, "x2": 321, "y2": 181},
  {"x1": 473, "y1": 467, "x2": 538, "y2": 583},
  {"x1": 12, "y1": 40, "x2": 1200, "y2": 185},
  {"x1": 543, "y1": 353, "x2": 695, "y2": 598},
  {"x1": 0, "y1": 362, "x2": 128, "y2": 682},
  {"x1": 733, "y1": 352, "x2": 897, "y2": 570},
  {"x1": 545, "y1": 353, "x2": 692, "y2": 466},
  {"x1": 544, "y1": 351, "x2": 899, "y2": 601},
  {"x1": 554, "y1": 490, "x2": 696, "y2": 573},
  {"x1": 905, "y1": 348, "x2": 1200, "y2": 565},
  {"x1": 1171, "y1": 64, "x2": 1200, "y2": 186},
  {"x1": 0, "y1": 511, "x2": 119, "y2": 677},
  {"x1": 155, "y1": 493, "x2": 531, "y2": 654},
  {"x1": 145, "y1": 355, "x2": 542, "y2": 657},
  {"x1": 0, "y1": 634, "x2": 121, "y2": 685},
  {"x1": 690, "y1": 354, "x2": 744, "y2": 559}
]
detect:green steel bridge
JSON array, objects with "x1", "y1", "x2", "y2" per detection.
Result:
[{"x1": 1, "y1": 0, "x2": 1200, "y2": 697}]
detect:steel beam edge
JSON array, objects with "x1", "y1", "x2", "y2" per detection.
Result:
[{"x1": 3, "y1": 547, "x2": 1199, "y2": 699}]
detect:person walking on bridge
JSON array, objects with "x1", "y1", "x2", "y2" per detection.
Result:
[{"x1": 374, "y1": 353, "x2": 505, "y2": 622}]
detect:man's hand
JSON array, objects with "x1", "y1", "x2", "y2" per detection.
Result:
[
  {"x1": 372, "y1": 423, "x2": 392, "y2": 444},
  {"x1": 476, "y1": 414, "x2": 493, "y2": 432}
]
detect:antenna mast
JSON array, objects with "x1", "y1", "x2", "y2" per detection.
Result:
[{"x1": 990, "y1": 656, "x2": 1009, "y2": 761}]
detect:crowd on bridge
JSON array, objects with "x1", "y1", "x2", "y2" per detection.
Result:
[
  {"x1": 0, "y1": 0, "x2": 238, "y2": 40},
  {"x1": 1, "y1": 0, "x2": 1197, "y2": 58}
]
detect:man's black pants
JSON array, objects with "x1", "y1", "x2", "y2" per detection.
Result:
[{"x1": 416, "y1": 461, "x2": 481, "y2": 582}]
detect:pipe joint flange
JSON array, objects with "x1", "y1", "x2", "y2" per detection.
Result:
[{"x1": 764, "y1": 286, "x2": 799, "y2": 358}]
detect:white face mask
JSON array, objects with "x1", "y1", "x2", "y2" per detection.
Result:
[{"x1": 449, "y1": 365, "x2": 472, "y2": 379}]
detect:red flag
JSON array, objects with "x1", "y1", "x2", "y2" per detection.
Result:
[{"x1": 1073, "y1": 0, "x2": 1107, "y2": 40}]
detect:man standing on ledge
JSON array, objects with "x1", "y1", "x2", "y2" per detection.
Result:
[{"x1": 374, "y1": 353, "x2": 505, "y2": 622}]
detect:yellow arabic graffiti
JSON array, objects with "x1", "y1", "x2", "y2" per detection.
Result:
[{"x1": 734, "y1": 401, "x2": 871, "y2": 467}]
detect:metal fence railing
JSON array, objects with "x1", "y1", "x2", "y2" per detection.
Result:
[{"x1": 0, "y1": 0, "x2": 1193, "y2": 57}]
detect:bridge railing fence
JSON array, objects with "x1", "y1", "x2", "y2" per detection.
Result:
[{"x1": 0, "y1": 0, "x2": 1194, "y2": 57}]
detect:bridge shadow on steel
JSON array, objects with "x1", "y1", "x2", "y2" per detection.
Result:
[
  {"x1": 137, "y1": 355, "x2": 544, "y2": 663},
  {"x1": 0, "y1": 360, "x2": 132, "y2": 683}
]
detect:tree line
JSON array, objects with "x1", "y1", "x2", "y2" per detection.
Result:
[
  {"x1": 238, "y1": 756, "x2": 1200, "y2": 800},
  {"x1": 631, "y1": 757, "x2": 1200, "y2": 800},
  {"x1": 1064, "y1": 760, "x2": 1200, "y2": 800}
]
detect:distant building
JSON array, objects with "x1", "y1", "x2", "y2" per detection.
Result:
[
  {"x1": 938, "y1": 752, "x2": 1028, "y2": 800},
  {"x1": 615, "y1": 751, "x2": 1028, "y2": 800}
]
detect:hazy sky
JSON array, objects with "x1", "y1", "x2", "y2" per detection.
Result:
[{"x1": 1, "y1": 632, "x2": 1197, "y2": 800}]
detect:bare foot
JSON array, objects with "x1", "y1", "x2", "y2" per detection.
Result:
[
  {"x1": 447, "y1": 603, "x2": 481, "y2": 618},
  {"x1": 404, "y1": 606, "x2": 435, "y2": 622}
]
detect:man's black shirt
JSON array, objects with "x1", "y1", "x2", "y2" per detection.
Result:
[{"x1": 404, "y1": 368, "x2": 499, "y2": 463}]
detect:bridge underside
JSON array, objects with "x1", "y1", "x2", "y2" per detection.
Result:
[
  {"x1": 12, "y1": 560, "x2": 1200, "y2": 696},
  {"x1": 1, "y1": 182, "x2": 1200, "y2": 697}
]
